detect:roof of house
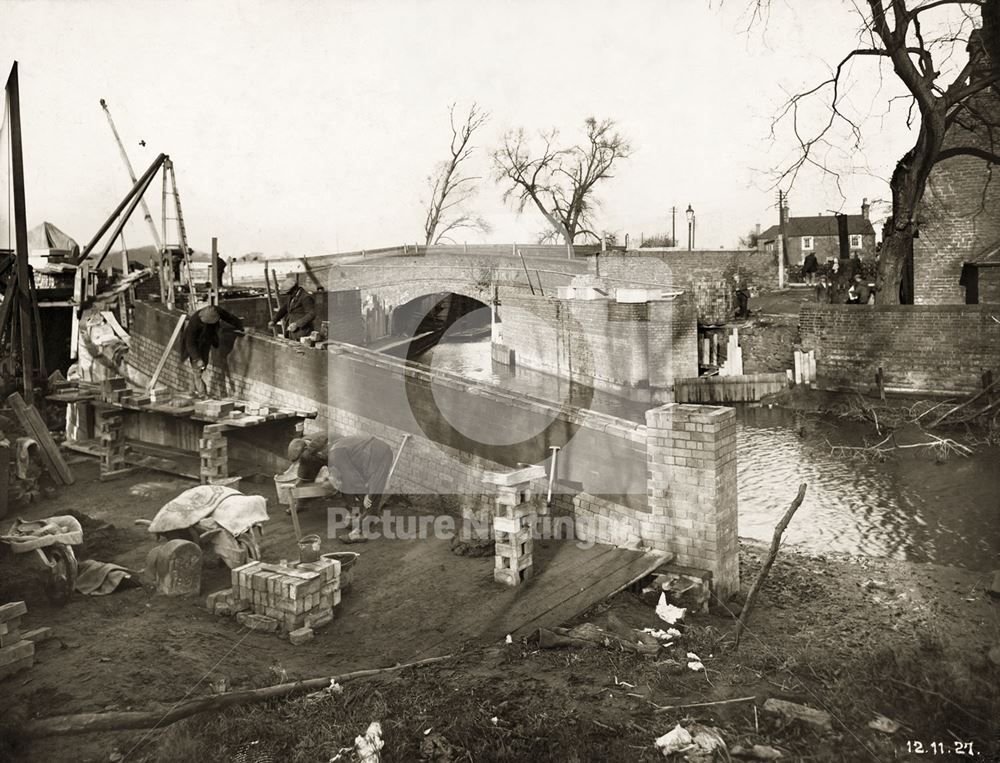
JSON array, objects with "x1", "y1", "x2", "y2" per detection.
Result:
[{"x1": 759, "y1": 214, "x2": 875, "y2": 241}]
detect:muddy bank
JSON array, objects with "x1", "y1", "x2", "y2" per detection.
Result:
[{"x1": 1, "y1": 521, "x2": 996, "y2": 761}]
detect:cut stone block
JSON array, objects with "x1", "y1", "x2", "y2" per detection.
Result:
[
  {"x1": 236, "y1": 612, "x2": 278, "y2": 632},
  {"x1": 288, "y1": 626, "x2": 314, "y2": 645},
  {"x1": 146, "y1": 539, "x2": 203, "y2": 597},
  {"x1": 0, "y1": 639, "x2": 35, "y2": 668},
  {"x1": 763, "y1": 698, "x2": 833, "y2": 732},
  {"x1": 0, "y1": 602, "x2": 27, "y2": 623},
  {"x1": 483, "y1": 465, "x2": 546, "y2": 486}
]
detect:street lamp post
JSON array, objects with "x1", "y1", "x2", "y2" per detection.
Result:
[{"x1": 685, "y1": 204, "x2": 695, "y2": 251}]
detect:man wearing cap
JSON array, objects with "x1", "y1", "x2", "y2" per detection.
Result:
[
  {"x1": 286, "y1": 433, "x2": 393, "y2": 542},
  {"x1": 269, "y1": 277, "x2": 316, "y2": 340},
  {"x1": 182, "y1": 304, "x2": 244, "y2": 396}
]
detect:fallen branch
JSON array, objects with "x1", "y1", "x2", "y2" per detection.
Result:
[
  {"x1": 928, "y1": 378, "x2": 1000, "y2": 428},
  {"x1": 734, "y1": 483, "x2": 807, "y2": 649},
  {"x1": 653, "y1": 695, "x2": 757, "y2": 713},
  {"x1": 22, "y1": 654, "x2": 454, "y2": 737}
]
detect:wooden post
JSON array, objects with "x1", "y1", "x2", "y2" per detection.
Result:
[
  {"x1": 984, "y1": 370, "x2": 994, "y2": 406},
  {"x1": 876, "y1": 367, "x2": 885, "y2": 401},
  {"x1": 209, "y1": 237, "x2": 219, "y2": 306},
  {"x1": 7, "y1": 63, "x2": 35, "y2": 403}
]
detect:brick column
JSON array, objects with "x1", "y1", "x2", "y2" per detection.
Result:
[{"x1": 645, "y1": 403, "x2": 739, "y2": 599}]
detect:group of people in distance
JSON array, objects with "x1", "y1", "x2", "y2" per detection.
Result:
[{"x1": 800, "y1": 251, "x2": 877, "y2": 305}]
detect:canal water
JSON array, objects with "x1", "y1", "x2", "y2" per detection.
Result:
[{"x1": 415, "y1": 335, "x2": 999, "y2": 571}]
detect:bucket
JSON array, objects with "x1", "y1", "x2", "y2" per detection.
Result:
[
  {"x1": 298, "y1": 533, "x2": 322, "y2": 563},
  {"x1": 321, "y1": 551, "x2": 359, "y2": 590}
]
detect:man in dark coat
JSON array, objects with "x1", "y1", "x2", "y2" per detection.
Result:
[
  {"x1": 328, "y1": 435, "x2": 393, "y2": 543},
  {"x1": 269, "y1": 276, "x2": 316, "y2": 340},
  {"x1": 182, "y1": 305, "x2": 244, "y2": 396}
]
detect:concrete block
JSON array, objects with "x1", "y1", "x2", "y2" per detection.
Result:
[
  {"x1": 0, "y1": 655, "x2": 33, "y2": 681},
  {"x1": 20, "y1": 627, "x2": 53, "y2": 644},
  {"x1": 0, "y1": 602, "x2": 27, "y2": 623},
  {"x1": 306, "y1": 607, "x2": 334, "y2": 630},
  {"x1": 0, "y1": 640, "x2": 34, "y2": 668},
  {"x1": 0, "y1": 629, "x2": 21, "y2": 648},
  {"x1": 484, "y1": 465, "x2": 546, "y2": 486},
  {"x1": 288, "y1": 626, "x2": 314, "y2": 645},
  {"x1": 146, "y1": 539, "x2": 203, "y2": 597}
]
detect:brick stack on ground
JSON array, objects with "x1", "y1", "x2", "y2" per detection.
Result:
[
  {"x1": 206, "y1": 557, "x2": 342, "y2": 644},
  {"x1": 490, "y1": 466, "x2": 546, "y2": 586},
  {"x1": 94, "y1": 405, "x2": 127, "y2": 478}
]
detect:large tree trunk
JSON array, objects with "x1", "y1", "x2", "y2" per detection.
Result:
[{"x1": 876, "y1": 228, "x2": 911, "y2": 305}]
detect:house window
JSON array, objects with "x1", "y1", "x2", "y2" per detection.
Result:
[
  {"x1": 801, "y1": 237, "x2": 814, "y2": 251},
  {"x1": 850, "y1": 234, "x2": 862, "y2": 249}
]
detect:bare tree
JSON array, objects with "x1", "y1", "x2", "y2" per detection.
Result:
[
  {"x1": 738, "y1": 228, "x2": 762, "y2": 248},
  {"x1": 423, "y1": 103, "x2": 492, "y2": 246},
  {"x1": 494, "y1": 117, "x2": 632, "y2": 256},
  {"x1": 768, "y1": 0, "x2": 1000, "y2": 303}
]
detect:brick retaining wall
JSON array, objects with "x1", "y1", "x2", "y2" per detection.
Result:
[{"x1": 799, "y1": 304, "x2": 1000, "y2": 394}]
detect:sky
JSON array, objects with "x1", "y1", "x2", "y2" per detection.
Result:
[{"x1": 0, "y1": 0, "x2": 965, "y2": 257}]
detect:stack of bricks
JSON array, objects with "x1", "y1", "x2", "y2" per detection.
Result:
[
  {"x1": 207, "y1": 557, "x2": 341, "y2": 644},
  {"x1": 94, "y1": 406, "x2": 127, "y2": 476},
  {"x1": 194, "y1": 400, "x2": 236, "y2": 420},
  {"x1": 100, "y1": 376, "x2": 128, "y2": 405},
  {"x1": 0, "y1": 601, "x2": 34, "y2": 681},
  {"x1": 487, "y1": 465, "x2": 546, "y2": 587},
  {"x1": 199, "y1": 424, "x2": 228, "y2": 484}
]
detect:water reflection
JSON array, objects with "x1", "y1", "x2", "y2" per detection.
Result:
[{"x1": 414, "y1": 338, "x2": 1000, "y2": 570}]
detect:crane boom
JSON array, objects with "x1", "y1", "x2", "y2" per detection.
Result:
[{"x1": 99, "y1": 98, "x2": 162, "y2": 250}]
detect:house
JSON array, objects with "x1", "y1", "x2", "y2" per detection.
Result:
[{"x1": 757, "y1": 199, "x2": 877, "y2": 265}]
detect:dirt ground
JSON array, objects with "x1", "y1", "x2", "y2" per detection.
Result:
[{"x1": 0, "y1": 457, "x2": 996, "y2": 762}]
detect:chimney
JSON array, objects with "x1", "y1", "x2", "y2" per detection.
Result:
[
  {"x1": 966, "y1": 29, "x2": 994, "y2": 84},
  {"x1": 862, "y1": 197, "x2": 870, "y2": 221}
]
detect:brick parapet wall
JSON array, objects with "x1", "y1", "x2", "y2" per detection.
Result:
[
  {"x1": 645, "y1": 404, "x2": 739, "y2": 598},
  {"x1": 590, "y1": 250, "x2": 776, "y2": 323},
  {"x1": 799, "y1": 303, "x2": 1000, "y2": 394}
]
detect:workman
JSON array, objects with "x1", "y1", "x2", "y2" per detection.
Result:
[
  {"x1": 182, "y1": 305, "x2": 244, "y2": 396},
  {"x1": 269, "y1": 276, "x2": 316, "y2": 340},
  {"x1": 286, "y1": 434, "x2": 394, "y2": 542}
]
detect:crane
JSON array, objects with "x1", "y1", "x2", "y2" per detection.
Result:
[{"x1": 99, "y1": 99, "x2": 161, "y2": 250}]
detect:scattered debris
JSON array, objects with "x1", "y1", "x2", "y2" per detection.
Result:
[
  {"x1": 654, "y1": 724, "x2": 693, "y2": 756},
  {"x1": 685, "y1": 652, "x2": 705, "y2": 672},
  {"x1": 731, "y1": 743, "x2": 783, "y2": 759},
  {"x1": 762, "y1": 698, "x2": 833, "y2": 732},
  {"x1": 655, "y1": 593, "x2": 686, "y2": 625},
  {"x1": 867, "y1": 714, "x2": 901, "y2": 734}
]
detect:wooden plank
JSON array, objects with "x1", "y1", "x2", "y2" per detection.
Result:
[
  {"x1": 100, "y1": 310, "x2": 131, "y2": 345},
  {"x1": 511, "y1": 551, "x2": 669, "y2": 636},
  {"x1": 147, "y1": 314, "x2": 186, "y2": 392},
  {"x1": 0, "y1": 439, "x2": 9, "y2": 519},
  {"x1": 489, "y1": 547, "x2": 660, "y2": 638},
  {"x1": 7, "y1": 392, "x2": 74, "y2": 485}
]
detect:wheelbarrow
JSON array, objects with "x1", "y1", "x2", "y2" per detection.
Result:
[
  {"x1": 0, "y1": 515, "x2": 82, "y2": 605},
  {"x1": 136, "y1": 484, "x2": 269, "y2": 569}
]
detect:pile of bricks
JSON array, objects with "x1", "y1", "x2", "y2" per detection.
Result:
[
  {"x1": 100, "y1": 377, "x2": 128, "y2": 405},
  {"x1": 194, "y1": 400, "x2": 236, "y2": 420},
  {"x1": 199, "y1": 423, "x2": 228, "y2": 484},
  {"x1": 94, "y1": 406, "x2": 127, "y2": 477},
  {"x1": 206, "y1": 557, "x2": 341, "y2": 645},
  {"x1": 0, "y1": 601, "x2": 50, "y2": 681},
  {"x1": 487, "y1": 466, "x2": 545, "y2": 587}
]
